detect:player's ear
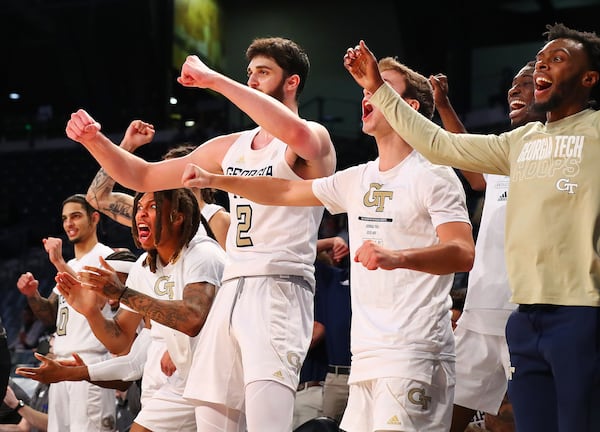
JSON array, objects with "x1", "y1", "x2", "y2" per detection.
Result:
[
  {"x1": 286, "y1": 74, "x2": 300, "y2": 92},
  {"x1": 583, "y1": 70, "x2": 599, "y2": 88}
]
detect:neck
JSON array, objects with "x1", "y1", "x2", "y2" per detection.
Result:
[
  {"x1": 156, "y1": 241, "x2": 180, "y2": 266},
  {"x1": 73, "y1": 235, "x2": 98, "y2": 260},
  {"x1": 375, "y1": 132, "x2": 414, "y2": 171}
]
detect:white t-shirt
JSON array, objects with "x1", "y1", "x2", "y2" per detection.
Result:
[
  {"x1": 459, "y1": 174, "x2": 516, "y2": 336},
  {"x1": 123, "y1": 236, "x2": 226, "y2": 395},
  {"x1": 312, "y1": 152, "x2": 471, "y2": 383}
]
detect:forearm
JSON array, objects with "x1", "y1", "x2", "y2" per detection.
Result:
[
  {"x1": 0, "y1": 422, "x2": 26, "y2": 431},
  {"x1": 80, "y1": 133, "x2": 172, "y2": 192},
  {"x1": 209, "y1": 175, "x2": 320, "y2": 207},
  {"x1": 436, "y1": 102, "x2": 467, "y2": 134},
  {"x1": 210, "y1": 76, "x2": 322, "y2": 159},
  {"x1": 397, "y1": 241, "x2": 474, "y2": 275},
  {"x1": 85, "y1": 310, "x2": 134, "y2": 354},
  {"x1": 121, "y1": 284, "x2": 215, "y2": 337},
  {"x1": 87, "y1": 328, "x2": 149, "y2": 382},
  {"x1": 26, "y1": 293, "x2": 56, "y2": 327},
  {"x1": 17, "y1": 406, "x2": 47, "y2": 431},
  {"x1": 372, "y1": 84, "x2": 509, "y2": 175}
]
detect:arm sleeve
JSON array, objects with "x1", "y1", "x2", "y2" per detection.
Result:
[
  {"x1": 370, "y1": 83, "x2": 512, "y2": 175},
  {"x1": 87, "y1": 328, "x2": 150, "y2": 381}
]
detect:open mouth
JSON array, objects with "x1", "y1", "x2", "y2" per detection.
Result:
[
  {"x1": 535, "y1": 77, "x2": 552, "y2": 92},
  {"x1": 509, "y1": 99, "x2": 527, "y2": 119},
  {"x1": 362, "y1": 101, "x2": 374, "y2": 120},
  {"x1": 137, "y1": 224, "x2": 151, "y2": 243}
]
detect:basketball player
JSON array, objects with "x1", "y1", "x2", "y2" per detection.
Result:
[
  {"x1": 16, "y1": 194, "x2": 116, "y2": 431},
  {"x1": 180, "y1": 57, "x2": 475, "y2": 432},
  {"x1": 66, "y1": 37, "x2": 336, "y2": 431}
]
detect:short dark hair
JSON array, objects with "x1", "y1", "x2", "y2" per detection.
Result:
[
  {"x1": 62, "y1": 194, "x2": 97, "y2": 218},
  {"x1": 246, "y1": 37, "x2": 310, "y2": 96},
  {"x1": 544, "y1": 23, "x2": 600, "y2": 105}
]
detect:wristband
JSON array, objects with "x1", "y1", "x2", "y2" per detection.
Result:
[{"x1": 13, "y1": 399, "x2": 25, "y2": 413}]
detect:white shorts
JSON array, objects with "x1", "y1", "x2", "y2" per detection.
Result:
[
  {"x1": 340, "y1": 360, "x2": 454, "y2": 432},
  {"x1": 134, "y1": 385, "x2": 196, "y2": 431},
  {"x1": 453, "y1": 325, "x2": 510, "y2": 414},
  {"x1": 48, "y1": 379, "x2": 116, "y2": 432},
  {"x1": 183, "y1": 276, "x2": 313, "y2": 411}
]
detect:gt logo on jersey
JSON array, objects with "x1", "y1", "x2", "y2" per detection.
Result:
[
  {"x1": 154, "y1": 276, "x2": 174, "y2": 299},
  {"x1": 363, "y1": 183, "x2": 393, "y2": 212},
  {"x1": 556, "y1": 178, "x2": 578, "y2": 194}
]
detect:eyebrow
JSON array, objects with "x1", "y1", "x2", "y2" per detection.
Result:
[
  {"x1": 62, "y1": 211, "x2": 84, "y2": 218},
  {"x1": 247, "y1": 64, "x2": 273, "y2": 72}
]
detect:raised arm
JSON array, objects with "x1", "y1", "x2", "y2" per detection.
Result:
[
  {"x1": 182, "y1": 163, "x2": 322, "y2": 207},
  {"x1": 86, "y1": 120, "x2": 155, "y2": 227},
  {"x1": 345, "y1": 41, "x2": 510, "y2": 175},
  {"x1": 430, "y1": 74, "x2": 486, "y2": 191},
  {"x1": 178, "y1": 55, "x2": 336, "y2": 178},
  {"x1": 67, "y1": 109, "x2": 235, "y2": 192},
  {"x1": 16, "y1": 272, "x2": 57, "y2": 327},
  {"x1": 42, "y1": 237, "x2": 76, "y2": 277}
]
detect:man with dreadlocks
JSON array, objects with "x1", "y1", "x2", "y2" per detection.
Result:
[
  {"x1": 344, "y1": 22, "x2": 600, "y2": 432},
  {"x1": 54, "y1": 188, "x2": 226, "y2": 432}
]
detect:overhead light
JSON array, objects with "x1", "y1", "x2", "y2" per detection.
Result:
[
  {"x1": 169, "y1": 97, "x2": 178, "y2": 105},
  {"x1": 184, "y1": 120, "x2": 195, "y2": 127},
  {"x1": 9, "y1": 93, "x2": 20, "y2": 100}
]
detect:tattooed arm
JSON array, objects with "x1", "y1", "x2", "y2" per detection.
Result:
[
  {"x1": 86, "y1": 120, "x2": 155, "y2": 228},
  {"x1": 55, "y1": 271, "x2": 141, "y2": 355},
  {"x1": 16, "y1": 272, "x2": 58, "y2": 326},
  {"x1": 120, "y1": 282, "x2": 216, "y2": 337},
  {"x1": 65, "y1": 257, "x2": 217, "y2": 337}
]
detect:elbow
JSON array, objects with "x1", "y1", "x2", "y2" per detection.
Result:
[
  {"x1": 85, "y1": 190, "x2": 98, "y2": 209},
  {"x1": 184, "y1": 317, "x2": 208, "y2": 337},
  {"x1": 288, "y1": 128, "x2": 322, "y2": 160},
  {"x1": 458, "y1": 246, "x2": 475, "y2": 273}
]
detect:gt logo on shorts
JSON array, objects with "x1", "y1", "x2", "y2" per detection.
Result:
[
  {"x1": 408, "y1": 387, "x2": 431, "y2": 410},
  {"x1": 287, "y1": 352, "x2": 302, "y2": 375}
]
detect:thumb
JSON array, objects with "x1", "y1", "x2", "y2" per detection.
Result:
[
  {"x1": 72, "y1": 352, "x2": 86, "y2": 366},
  {"x1": 84, "y1": 121, "x2": 102, "y2": 134}
]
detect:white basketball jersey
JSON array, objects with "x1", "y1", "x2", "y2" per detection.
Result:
[
  {"x1": 52, "y1": 242, "x2": 114, "y2": 360},
  {"x1": 221, "y1": 127, "x2": 323, "y2": 285}
]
